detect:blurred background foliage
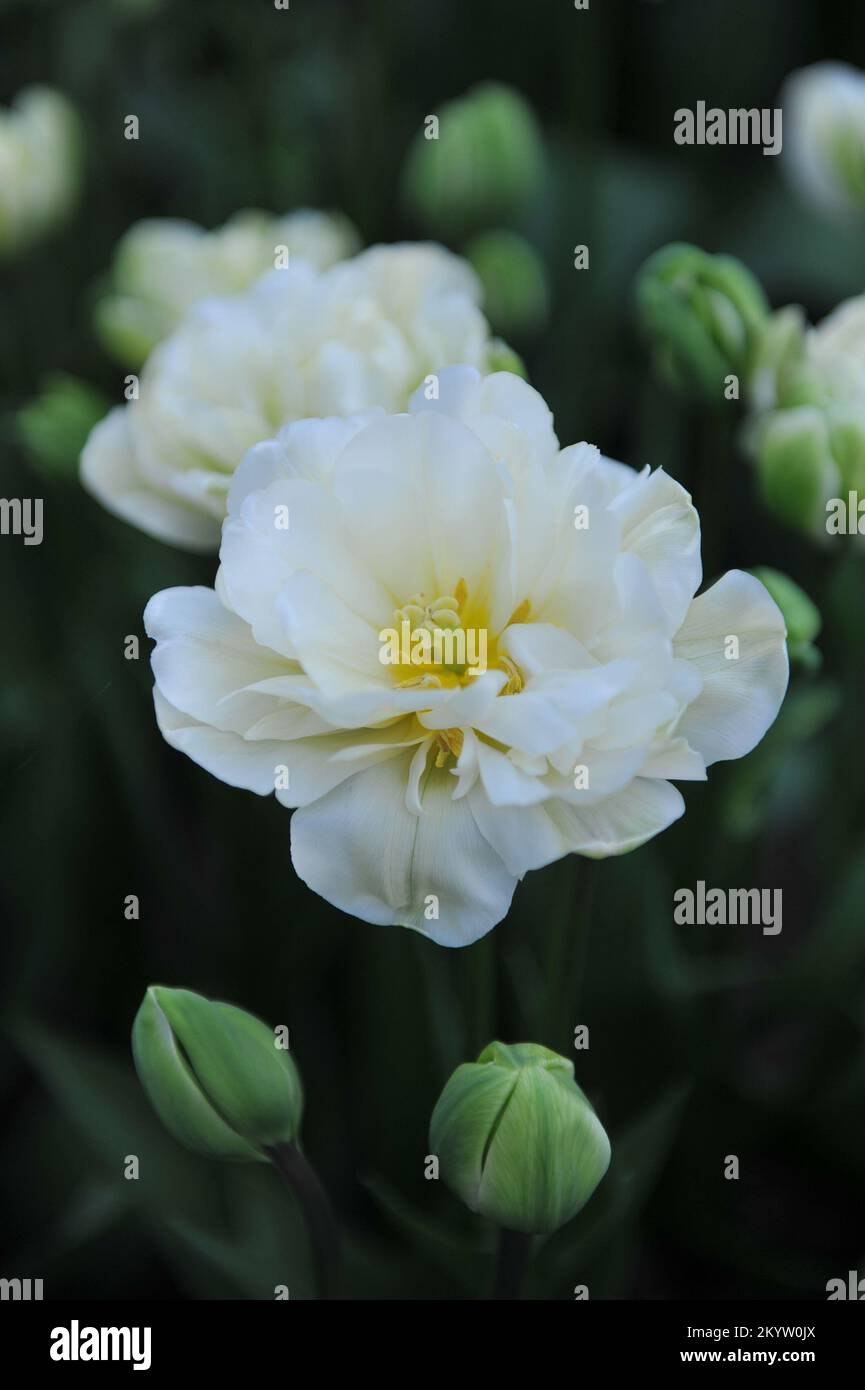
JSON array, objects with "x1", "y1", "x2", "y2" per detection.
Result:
[{"x1": 2, "y1": 0, "x2": 865, "y2": 1299}]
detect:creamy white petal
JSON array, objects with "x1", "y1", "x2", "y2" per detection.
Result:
[
  {"x1": 470, "y1": 777, "x2": 686, "y2": 876},
  {"x1": 81, "y1": 409, "x2": 221, "y2": 551},
  {"x1": 329, "y1": 411, "x2": 513, "y2": 629},
  {"x1": 145, "y1": 585, "x2": 290, "y2": 733},
  {"x1": 153, "y1": 688, "x2": 289, "y2": 795},
  {"x1": 410, "y1": 367, "x2": 559, "y2": 471},
  {"x1": 220, "y1": 476, "x2": 391, "y2": 654},
  {"x1": 674, "y1": 570, "x2": 789, "y2": 764},
  {"x1": 611, "y1": 468, "x2": 702, "y2": 633},
  {"x1": 290, "y1": 754, "x2": 517, "y2": 946},
  {"x1": 226, "y1": 413, "x2": 382, "y2": 516}
]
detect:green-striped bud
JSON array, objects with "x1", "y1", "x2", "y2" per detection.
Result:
[
  {"x1": 750, "y1": 306, "x2": 809, "y2": 414},
  {"x1": 752, "y1": 568, "x2": 821, "y2": 669},
  {"x1": 636, "y1": 242, "x2": 770, "y2": 404},
  {"x1": 753, "y1": 405, "x2": 840, "y2": 537},
  {"x1": 132, "y1": 986, "x2": 303, "y2": 1162},
  {"x1": 18, "y1": 374, "x2": 108, "y2": 478},
  {"x1": 429, "y1": 1042, "x2": 610, "y2": 1235},
  {"x1": 485, "y1": 337, "x2": 528, "y2": 379},
  {"x1": 465, "y1": 229, "x2": 549, "y2": 338},
  {"x1": 402, "y1": 83, "x2": 543, "y2": 238}
]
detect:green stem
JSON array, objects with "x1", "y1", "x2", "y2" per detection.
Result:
[
  {"x1": 492, "y1": 1226, "x2": 533, "y2": 1300},
  {"x1": 546, "y1": 857, "x2": 598, "y2": 1045},
  {"x1": 266, "y1": 1142, "x2": 342, "y2": 1300}
]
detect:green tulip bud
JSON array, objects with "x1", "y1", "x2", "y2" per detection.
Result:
[
  {"x1": 402, "y1": 83, "x2": 543, "y2": 238},
  {"x1": 751, "y1": 567, "x2": 821, "y2": 669},
  {"x1": 429, "y1": 1042, "x2": 610, "y2": 1235},
  {"x1": 636, "y1": 243, "x2": 770, "y2": 404},
  {"x1": 132, "y1": 986, "x2": 303, "y2": 1162},
  {"x1": 485, "y1": 337, "x2": 528, "y2": 379},
  {"x1": 18, "y1": 374, "x2": 108, "y2": 478},
  {"x1": 465, "y1": 229, "x2": 548, "y2": 337},
  {"x1": 753, "y1": 405, "x2": 841, "y2": 538},
  {"x1": 827, "y1": 408, "x2": 865, "y2": 494},
  {"x1": 750, "y1": 306, "x2": 809, "y2": 413}
]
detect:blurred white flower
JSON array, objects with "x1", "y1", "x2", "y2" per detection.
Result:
[
  {"x1": 144, "y1": 367, "x2": 789, "y2": 946},
  {"x1": 751, "y1": 294, "x2": 865, "y2": 537},
  {"x1": 782, "y1": 62, "x2": 865, "y2": 217},
  {"x1": 0, "y1": 87, "x2": 81, "y2": 257},
  {"x1": 803, "y1": 294, "x2": 865, "y2": 403},
  {"x1": 82, "y1": 245, "x2": 499, "y2": 550},
  {"x1": 94, "y1": 208, "x2": 360, "y2": 367}
]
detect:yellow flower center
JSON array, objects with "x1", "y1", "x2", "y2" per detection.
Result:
[{"x1": 379, "y1": 580, "x2": 532, "y2": 767}]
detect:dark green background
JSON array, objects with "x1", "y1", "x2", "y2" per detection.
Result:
[{"x1": 2, "y1": 0, "x2": 864, "y2": 1299}]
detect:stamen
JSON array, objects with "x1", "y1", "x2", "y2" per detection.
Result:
[
  {"x1": 434, "y1": 728, "x2": 464, "y2": 766},
  {"x1": 499, "y1": 655, "x2": 524, "y2": 695}
]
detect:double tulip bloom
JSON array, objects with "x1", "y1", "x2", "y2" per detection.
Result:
[
  {"x1": 82, "y1": 243, "x2": 502, "y2": 550},
  {"x1": 142, "y1": 364, "x2": 788, "y2": 944},
  {"x1": 93, "y1": 207, "x2": 360, "y2": 369}
]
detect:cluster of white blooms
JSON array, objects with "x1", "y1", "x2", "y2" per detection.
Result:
[
  {"x1": 93, "y1": 208, "x2": 360, "y2": 367},
  {"x1": 78, "y1": 207, "x2": 788, "y2": 943},
  {"x1": 144, "y1": 368, "x2": 788, "y2": 945},
  {"x1": 0, "y1": 86, "x2": 81, "y2": 257},
  {"x1": 82, "y1": 243, "x2": 502, "y2": 550}
]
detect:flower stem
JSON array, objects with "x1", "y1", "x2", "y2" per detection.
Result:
[
  {"x1": 545, "y1": 857, "x2": 598, "y2": 1044},
  {"x1": 492, "y1": 1226, "x2": 533, "y2": 1300},
  {"x1": 266, "y1": 1142, "x2": 342, "y2": 1300}
]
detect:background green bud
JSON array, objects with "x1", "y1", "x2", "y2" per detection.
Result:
[
  {"x1": 754, "y1": 405, "x2": 840, "y2": 537},
  {"x1": 18, "y1": 374, "x2": 109, "y2": 478},
  {"x1": 429, "y1": 1041, "x2": 610, "y2": 1235},
  {"x1": 402, "y1": 82, "x2": 544, "y2": 238},
  {"x1": 636, "y1": 242, "x2": 770, "y2": 403},
  {"x1": 750, "y1": 306, "x2": 808, "y2": 413},
  {"x1": 132, "y1": 986, "x2": 303, "y2": 1162},
  {"x1": 92, "y1": 291, "x2": 168, "y2": 371},
  {"x1": 827, "y1": 409, "x2": 865, "y2": 494},
  {"x1": 752, "y1": 567, "x2": 822, "y2": 669},
  {"x1": 465, "y1": 229, "x2": 549, "y2": 337},
  {"x1": 485, "y1": 337, "x2": 527, "y2": 379}
]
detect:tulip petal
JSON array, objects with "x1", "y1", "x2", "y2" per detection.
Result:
[
  {"x1": 470, "y1": 776, "x2": 685, "y2": 876},
  {"x1": 290, "y1": 753, "x2": 517, "y2": 946},
  {"x1": 81, "y1": 408, "x2": 222, "y2": 551},
  {"x1": 674, "y1": 569, "x2": 789, "y2": 764}
]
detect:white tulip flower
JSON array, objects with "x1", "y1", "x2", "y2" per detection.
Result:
[
  {"x1": 804, "y1": 294, "x2": 865, "y2": 404},
  {"x1": 82, "y1": 244, "x2": 498, "y2": 551},
  {"x1": 93, "y1": 208, "x2": 360, "y2": 367},
  {"x1": 144, "y1": 368, "x2": 789, "y2": 946},
  {"x1": 0, "y1": 87, "x2": 81, "y2": 257},
  {"x1": 782, "y1": 62, "x2": 865, "y2": 217},
  {"x1": 751, "y1": 293, "x2": 865, "y2": 538}
]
